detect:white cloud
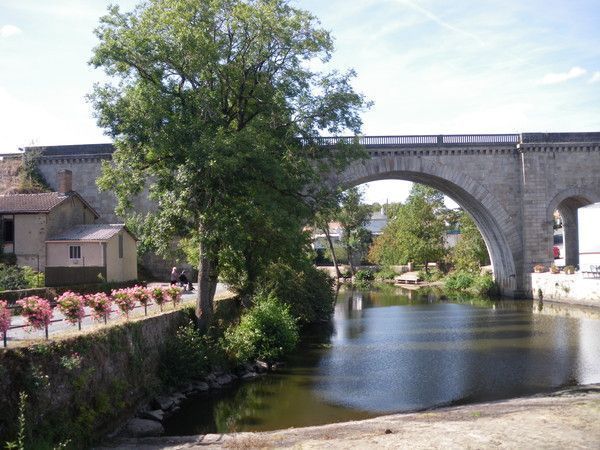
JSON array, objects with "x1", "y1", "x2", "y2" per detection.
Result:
[
  {"x1": 590, "y1": 72, "x2": 600, "y2": 84},
  {"x1": 538, "y1": 66, "x2": 587, "y2": 85},
  {"x1": 0, "y1": 25, "x2": 22, "y2": 38}
]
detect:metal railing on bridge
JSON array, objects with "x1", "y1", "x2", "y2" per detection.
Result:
[{"x1": 305, "y1": 134, "x2": 520, "y2": 147}]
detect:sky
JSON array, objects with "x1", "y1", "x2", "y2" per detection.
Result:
[{"x1": 1, "y1": 0, "x2": 599, "y2": 205}]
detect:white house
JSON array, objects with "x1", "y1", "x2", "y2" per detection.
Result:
[{"x1": 45, "y1": 224, "x2": 137, "y2": 286}]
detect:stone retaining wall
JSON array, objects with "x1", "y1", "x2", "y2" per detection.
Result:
[
  {"x1": 529, "y1": 273, "x2": 600, "y2": 307},
  {"x1": 0, "y1": 306, "x2": 194, "y2": 447}
]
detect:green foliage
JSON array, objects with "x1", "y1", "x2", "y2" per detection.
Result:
[
  {"x1": 160, "y1": 321, "x2": 209, "y2": 384},
  {"x1": 450, "y1": 210, "x2": 489, "y2": 273},
  {"x1": 90, "y1": 0, "x2": 369, "y2": 321},
  {"x1": 369, "y1": 185, "x2": 446, "y2": 269},
  {"x1": 17, "y1": 150, "x2": 51, "y2": 194},
  {"x1": 354, "y1": 269, "x2": 375, "y2": 282},
  {"x1": 223, "y1": 293, "x2": 299, "y2": 364},
  {"x1": 4, "y1": 392, "x2": 27, "y2": 450},
  {"x1": 0, "y1": 264, "x2": 45, "y2": 291},
  {"x1": 258, "y1": 261, "x2": 334, "y2": 326},
  {"x1": 376, "y1": 266, "x2": 397, "y2": 280},
  {"x1": 338, "y1": 188, "x2": 373, "y2": 271},
  {"x1": 444, "y1": 271, "x2": 497, "y2": 297},
  {"x1": 444, "y1": 271, "x2": 476, "y2": 291}
]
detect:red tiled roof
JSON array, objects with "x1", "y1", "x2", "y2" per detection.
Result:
[{"x1": 0, "y1": 192, "x2": 99, "y2": 217}]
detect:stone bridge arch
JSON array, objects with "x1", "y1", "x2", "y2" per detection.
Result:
[{"x1": 330, "y1": 156, "x2": 521, "y2": 297}]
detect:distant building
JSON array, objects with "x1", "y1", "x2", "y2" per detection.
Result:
[
  {"x1": 0, "y1": 169, "x2": 98, "y2": 272},
  {"x1": 578, "y1": 203, "x2": 600, "y2": 272},
  {"x1": 45, "y1": 224, "x2": 137, "y2": 286}
]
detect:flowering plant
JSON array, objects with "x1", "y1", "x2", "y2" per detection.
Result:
[
  {"x1": 56, "y1": 291, "x2": 86, "y2": 325},
  {"x1": 131, "y1": 285, "x2": 151, "y2": 314},
  {"x1": 165, "y1": 286, "x2": 183, "y2": 308},
  {"x1": 151, "y1": 287, "x2": 167, "y2": 311},
  {"x1": 16, "y1": 296, "x2": 53, "y2": 330},
  {"x1": 0, "y1": 300, "x2": 11, "y2": 346},
  {"x1": 111, "y1": 288, "x2": 136, "y2": 318},
  {"x1": 85, "y1": 292, "x2": 112, "y2": 322}
]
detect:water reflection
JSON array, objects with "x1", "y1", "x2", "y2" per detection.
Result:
[{"x1": 164, "y1": 287, "x2": 600, "y2": 434}]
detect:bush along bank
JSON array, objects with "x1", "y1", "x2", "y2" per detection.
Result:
[
  {"x1": 443, "y1": 270, "x2": 500, "y2": 297},
  {"x1": 124, "y1": 266, "x2": 334, "y2": 439}
]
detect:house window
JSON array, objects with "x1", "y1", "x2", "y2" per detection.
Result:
[
  {"x1": 118, "y1": 234, "x2": 123, "y2": 259},
  {"x1": 2, "y1": 219, "x2": 14, "y2": 243},
  {"x1": 69, "y1": 245, "x2": 81, "y2": 259}
]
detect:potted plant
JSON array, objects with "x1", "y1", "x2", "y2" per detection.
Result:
[
  {"x1": 533, "y1": 264, "x2": 546, "y2": 273},
  {"x1": 550, "y1": 264, "x2": 560, "y2": 274},
  {"x1": 564, "y1": 265, "x2": 576, "y2": 275}
]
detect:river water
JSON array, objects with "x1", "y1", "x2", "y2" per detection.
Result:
[{"x1": 164, "y1": 287, "x2": 600, "y2": 434}]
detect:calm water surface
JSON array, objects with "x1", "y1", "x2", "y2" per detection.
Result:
[{"x1": 164, "y1": 288, "x2": 600, "y2": 434}]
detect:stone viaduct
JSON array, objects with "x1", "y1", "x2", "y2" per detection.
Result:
[{"x1": 17, "y1": 131, "x2": 600, "y2": 298}]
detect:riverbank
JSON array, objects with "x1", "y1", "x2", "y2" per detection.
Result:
[{"x1": 97, "y1": 384, "x2": 600, "y2": 449}]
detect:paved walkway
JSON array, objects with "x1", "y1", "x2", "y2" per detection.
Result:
[{"x1": 5, "y1": 283, "x2": 231, "y2": 345}]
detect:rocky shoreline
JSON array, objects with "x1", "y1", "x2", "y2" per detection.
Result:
[
  {"x1": 98, "y1": 384, "x2": 600, "y2": 449},
  {"x1": 120, "y1": 361, "x2": 272, "y2": 439}
]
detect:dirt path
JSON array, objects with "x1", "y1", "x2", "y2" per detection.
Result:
[{"x1": 100, "y1": 385, "x2": 600, "y2": 449}]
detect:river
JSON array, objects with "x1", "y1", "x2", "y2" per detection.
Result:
[{"x1": 163, "y1": 286, "x2": 600, "y2": 435}]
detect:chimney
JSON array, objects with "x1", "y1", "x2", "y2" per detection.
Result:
[{"x1": 57, "y1": 169, "x2": 73, "y2": 193}]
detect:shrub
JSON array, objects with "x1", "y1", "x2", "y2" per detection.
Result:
[
  {"x1": 111, "y1": 288, "x2": 136, "y2": 318},
  {"x1": 164, "y1": 286, "x2": 183, "y2": 308},
  {"x1": 16, "y1": 296, "x2": 53, "y2": 330},
  {"x1": 354, "y1": 269, "x2": 375, "y2": 282},
  {"x1": 533, "y1": 264, "x2": 546, "y2": 273},
  {"x1": 471, "y1": 273, "x2": 497, "y2": 296},
  {"x1": 150, "y1": 287, "x2": 167, "y2": 311},
  {"x1": 550, "y1": 264, "x2": 560, "y2": 274},
  {"x1": 160, "y1": 321, "x2": 209, "y2": 384},
  {"x1": 0, "y1": 300, "x2": 11, "y2": 346},
  {"x1": 130, "y1": 285, "x2": 151, "y2": 315},
  {"x1": 564, "y1": 265, "x2": 576, "y2": 274},
  {"x1": 56, "y1": 291, "x2": 86, "y2": 326},
  {"x1": 444, "y1": 271, "x2": 475, "y2": 291},
  {"x1": 376, "y1": 266, "x2": 397, "y2": 280},
  {"x1": 21, "y1": 266, "x2": 44, "y2": 288},
  {"x1": 223, "y1": 293, "x2": 299, "y2": 364},
  {"x1": 258, "y1": 262, "x2": 334, "y2": 326},
  {"x1": 85, "y1": 292, "x2": 112, "y2": 323},
  {"x1": 0, "y1": 264, "x2": 28, "y2": 291}
]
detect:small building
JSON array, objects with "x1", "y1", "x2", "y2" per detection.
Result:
[
  {"x1": 45, "y1": 224, "x2": 137, "y2": 286},
  {"x1": 578, "y1": 203, "x2": 600, "y2": 273},
  {"x1": 0, "y1": 169, "x2": 98, "y2": 271}
]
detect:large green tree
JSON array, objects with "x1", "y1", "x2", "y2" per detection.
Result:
[
  {"x1": 90, "y1": 0, "x2": 368, "y2": 326},
  {"x1": 450, "y1": 210, "x2": 490, "y2": 273},
  {"x1": 369, "y1": 184, "x2": 446, "y2": 271},
  {"x1": 337, "y1": 187, "x2": 372, "y2": 274}
]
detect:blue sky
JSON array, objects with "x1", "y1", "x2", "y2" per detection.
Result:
[{"x1": 1, "y1": 0, "x2": 599, "y2": 204}]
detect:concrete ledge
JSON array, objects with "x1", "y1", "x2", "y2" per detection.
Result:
[{"x1": 529, "y1": 272, "x2": 600, "y2": 306}]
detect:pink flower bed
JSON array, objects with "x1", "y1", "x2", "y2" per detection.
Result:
[
  {"x1": 151, "y1": 287, "x2": 167, "y2": 311},
  {"x1": 165, "y1": 286, "x2": 183, "y2": 308},
  {"x1": 111, "y1": 288, "x2": 136, "y2": 318},
  {"x1": 56, "y1": 291, "x2": 86, "y2": 325},
  {"x1": 16, "y1": 296, "x2": 54, "y2": 330},
  {"x1": 0, "y1": 300, "x2": 11, "y2": 343},
  {"x1": 85, "y1": 292, "x2": 112, "y2": 322}
]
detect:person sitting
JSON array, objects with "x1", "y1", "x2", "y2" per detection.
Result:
[{"x1": 179, "y1": 270, "x2": 189, "y2": 291}]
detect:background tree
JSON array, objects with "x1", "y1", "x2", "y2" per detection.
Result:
[
  {"x1": 450, "y1": 210, "x2": 490, "y2": 273},
  {"x1": 90, "y1": 0, "x2": 368, "y2": 326},
  {"x1": 369, "y1": 184, "x2": 446, "y2": 272},
  {"x1": 337, "y1": 187, "x2": 372, "y2": 275}
]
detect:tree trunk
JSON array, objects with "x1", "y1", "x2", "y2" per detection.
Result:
[
  {"x1": 196, "y1": 238, "x2": 214, "y2": 330},
  {"x1": 323, "y1": 225, "x2": 341, "y2": 279},
  {"x1": 347, "y1": 244, "x2": 355, "y2": 276}
]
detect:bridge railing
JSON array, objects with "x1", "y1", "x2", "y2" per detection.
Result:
[{"x1": 305, "y1": 134, "x2": 520, "y2": 147}]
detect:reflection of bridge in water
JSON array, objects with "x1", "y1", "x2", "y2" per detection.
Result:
[{"x1": 22, "y1": 132, "x2": 600, "y2": 298}]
